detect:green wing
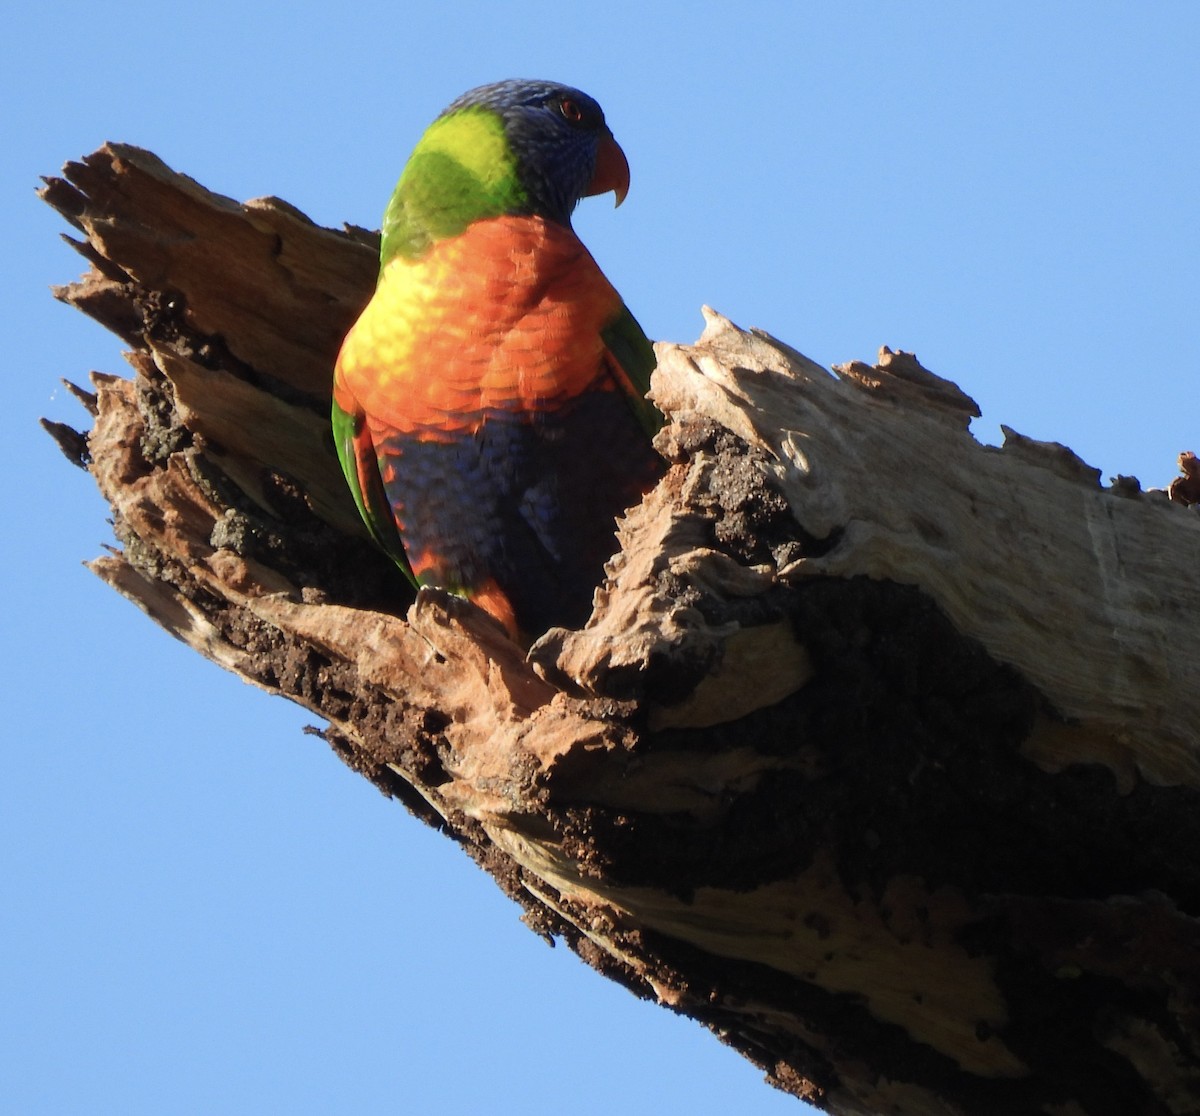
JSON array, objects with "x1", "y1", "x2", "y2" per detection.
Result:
[
  {"x1": 601, "y1": 304, "x2": 662, "y2": 439},
  {"x1": 331, "y1": 395, "x2": 418, "y2": 588}
]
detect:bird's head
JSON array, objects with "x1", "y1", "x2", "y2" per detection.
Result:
[
  {"x1": 441, "y1": 79, "x2": 630, "y2": 224},
  {"x1": 381, "y1": 79, "x2": 630, "y2": 264}
]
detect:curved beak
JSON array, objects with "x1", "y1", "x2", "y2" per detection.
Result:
[{"x1": 586, "y1": 132, "x2": 631, "y2": 207}]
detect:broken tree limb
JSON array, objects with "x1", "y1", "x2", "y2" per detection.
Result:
[{"x1": 42, "y1": 143, "x2": 1200, "y2": 1116}]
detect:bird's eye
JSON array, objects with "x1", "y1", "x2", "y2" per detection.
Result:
[{"x1": 558, "y1": 97, "x2": 585, "y2": 124}]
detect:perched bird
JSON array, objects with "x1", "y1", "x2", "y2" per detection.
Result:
[{"x1": 333, "y1": 79, "x2": 663, "y2": 639}]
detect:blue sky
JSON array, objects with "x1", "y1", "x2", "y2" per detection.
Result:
[{"x1": 6, "y1": 4, "x2": 1198, "y2": 1113}]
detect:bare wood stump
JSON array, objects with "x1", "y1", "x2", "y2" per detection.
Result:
[{"x1": 42, "y1": 144, "x2": 1200, "y2": 1116}]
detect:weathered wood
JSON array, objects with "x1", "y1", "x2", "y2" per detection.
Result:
[{"x1": 43, "y1": 143, "x2": 1200, "y2": 1116}]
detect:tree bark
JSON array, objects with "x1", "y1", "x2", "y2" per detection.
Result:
[{"x1": 42, "y1": 144, "x2": 1200, "y2": 1116}]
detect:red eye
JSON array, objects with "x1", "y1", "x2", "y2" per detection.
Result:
[{"x1": 558, "y1": 98, "x2": 584, "y2": 123}]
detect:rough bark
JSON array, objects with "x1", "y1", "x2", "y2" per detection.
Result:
[{"x1": 42, "y1": 144, "x2": 1200, "y2": 1116}]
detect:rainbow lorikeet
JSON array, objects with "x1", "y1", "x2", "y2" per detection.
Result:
[{"x1": 333, "y1": 79, "x2": 663, "y2": 640}]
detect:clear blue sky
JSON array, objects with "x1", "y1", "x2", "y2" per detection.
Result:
[{"x1": 6, "y1": 4, "x2": 1197, "y2": 1113}]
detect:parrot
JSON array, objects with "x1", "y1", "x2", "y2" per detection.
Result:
[{"x1": 333, "y1": 79, "x2": 663, "y2": 641}]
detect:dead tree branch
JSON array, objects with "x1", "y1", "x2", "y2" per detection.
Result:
[{"x1": 42, "y1": 144, "x2": 1200, "y2": 1116}]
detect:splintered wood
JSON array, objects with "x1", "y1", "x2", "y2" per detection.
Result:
[{"x1": 44, "y1": 143, "x2": 1200, "y2": 1116}]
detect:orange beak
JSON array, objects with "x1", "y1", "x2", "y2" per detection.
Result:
[{"x1": 586, "y1": 133, "x2": 631, "y2": 207}]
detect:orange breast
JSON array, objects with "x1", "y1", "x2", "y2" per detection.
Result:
[{"x1": 334, "y1": 215, "x2": 621, "y2": 437}]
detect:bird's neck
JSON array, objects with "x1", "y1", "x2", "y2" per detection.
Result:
[{"x1": 379, "y1": 108, "x2": 529, "y2": 268}]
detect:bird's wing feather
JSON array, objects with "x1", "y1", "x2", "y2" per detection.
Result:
[
  {"x1": 331, "y1": 392, "x2": 418, "y2": 587},
  {"x1": 600, "y1": 304, "x2": 661, "y2": 439}
]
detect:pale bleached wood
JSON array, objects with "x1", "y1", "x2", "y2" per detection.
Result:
[{"x1": 651, "y1": 313, "x2": 1200, "y2": 789}]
